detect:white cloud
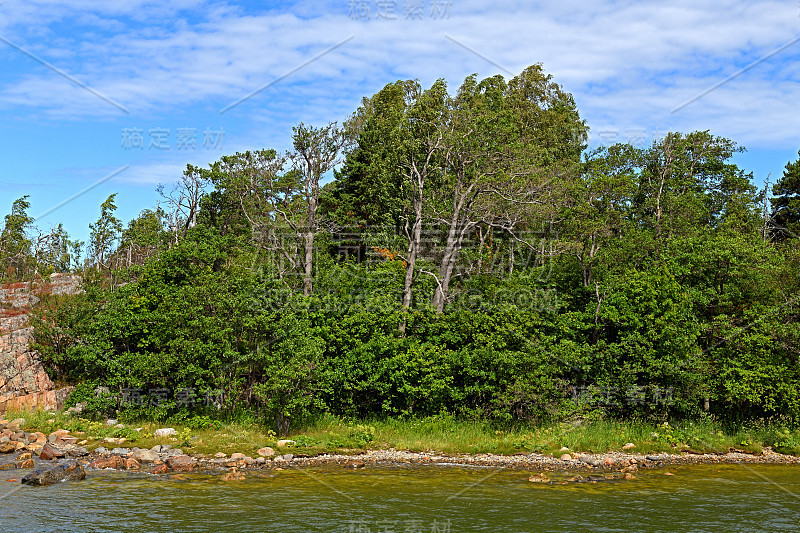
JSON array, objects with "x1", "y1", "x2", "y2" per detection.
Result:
[{"x1": 0, "y1": 0, "x2": 798, "y2": 151}]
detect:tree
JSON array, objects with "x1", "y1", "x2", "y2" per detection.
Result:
[
  {"x1": 88, "y1": 194, "x2": 123, "y2": 271},
  {"x1": 428, "y1": 67, "x2": 586, "y2": 313},
  {"x1": 0, "y1": 196, "x2": 34, "y2": 281},
  {"x1": 771, "y1": 149, "x2": 800, "y2": 238},
  {"x1": 289, "y1": 122, "x2": 348, "y2": 296},
  {"x1": 33, "y1": 223, "x2": 79, "y2": 275}
]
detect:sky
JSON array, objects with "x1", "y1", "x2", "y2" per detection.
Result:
[{"x1": 1, "y1": 0, "x2": 799, "y2": 243}]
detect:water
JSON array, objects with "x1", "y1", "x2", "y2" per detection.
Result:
[{"x1": 1, "y1": 463, "x2": 799, "y2": 532}]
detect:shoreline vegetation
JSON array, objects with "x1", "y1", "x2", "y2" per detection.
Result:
[
  {"x1": 2, "y1": 63, "x2": 799, "y2": 456},
  {"x1": 4, "y1": 409, "x2": 800, "y2": 469}
]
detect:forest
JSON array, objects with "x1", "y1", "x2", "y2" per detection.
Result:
[{"x1": 2, "y1": 64, "x2": 800, "y2": 434}]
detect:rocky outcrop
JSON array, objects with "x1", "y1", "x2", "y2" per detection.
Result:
[
  {"x1": 0, "y1": 274, "x2": 81, "y2": 414},
  {"x1": 21, "y1": 461, "x2": 86, "y2": 486}
]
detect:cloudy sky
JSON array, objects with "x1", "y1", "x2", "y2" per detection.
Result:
[{"x1": 1, "y1": 0, "x2": 799, "y2": 242}]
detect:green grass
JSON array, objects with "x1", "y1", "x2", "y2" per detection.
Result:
[{"x1": 4, "y1": 409, "x2": 800, "y2": 457}]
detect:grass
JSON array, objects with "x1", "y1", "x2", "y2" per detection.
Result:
[{"x1": 4, "y1": 409, "x2": 800, "y2": 457}]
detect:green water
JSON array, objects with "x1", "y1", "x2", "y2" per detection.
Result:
[{"x1": 1, "y1": 463, "x2": 799, "y2": 532}]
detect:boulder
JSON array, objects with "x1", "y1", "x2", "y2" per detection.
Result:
[
  {"x1": 151, "y1": 463, "x2": 169, "y2": 475},
  {"x1": 579, "y1": 456, "x2": 602, "y2": 467},
  {"x1": 16, "y1": 458, "x2": 34, "y2": 469},
  {"x1": 124, "y1": 458, "x2": 141, "y2": 470},
  {"x1": 67, "y1": 447, "x2": 89, "y2": 457},
  {"x1": 39, "y1": 443, "x2": 65, "y2": 460},
  {"x1": 0, "y1": 442, "x2": 13, "y2": 454},
  {"x1": 154, "y1": 428, "x2": 177, "y2": 438},
  {"x1": 560, "y1": 453, "x2": 572, "y2": 461},
  {"x1": 7, "y1": 419, "x2": 25, "y2": 431},
  {"x1": 276, "y1": 439, "x2": 295, "y2": 447},
  {"x1": 257, "y1": 447, "x2": 275, "y2": 457},
  {"x1": 89, "y1": 456, "x2": 125, "y2": 470},
  {"x1": 21, "y1": 461, "x2": 86, "y2": 486},
  {"x1": 165, "y1": 455, "x2": 196, "y2": 472},
  {"x1": 131, "y1": 449, "x2": 159, "y2": 463},
  {"x1": 622, "y1": 442, "x2": 636, "y2": 450},
  {"x1": 110, "y1": 448, "x2": 130, "y2": 456}
]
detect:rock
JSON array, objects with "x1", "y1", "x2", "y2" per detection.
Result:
[
  {"x1": 579, "y1": 456, "x2": 602, "y2": 467},
  {"x1": 16, "y1": 458, "x2": 34, "y2": 469},
  {"x1": 230, "y1": 452, "x2": 247, "y2": 461},
  {"x1": 623, "y1": 472, "x2": 636, "y2": 480},
  {"x1": 65, "y1": 402, "x2": 86, "y2": 416},
  {"x1": 94, "y1": 447, "x2": 109, "y2": 455},
  {"x1": 646, "y1": 455, "x2": 662, "y2": 462},
  {"x1": 103, "y1": 437, "x2": 126, "y2": 445},
  {"x1": 528, "y1": 473, "x2": 550, "y2": 483},
  {"x1": 214, "y1": 452, "x2": 227, "y2": 458},
  {"x1": 558, "y1": 446, "x2": 569, "y2": 452},
  {"x1": 105, "y1": 419, "x2": 118, "y2": 426},
  {"x1": 560, "y1": 453, "x2": 572, "y2": 461},
  {"x1": 621, "y1": 464, "x2": 638, "y2": 474},
  {"x1": 131, "y1": 449, "x2": 159, "y2": 463},
  {"x1": 567, "y1": 475, "x2": 584, "y2": 482},
  {"x1": 67, "y1": 447, "x2": 89, "y2": 457},
  {"x1": 110, "y1": 448, "x2": 131, "y2": 456},
  {"x1": 113, "y1": 424, "x2": 124, "y2": 429},
  {"x1": 351, "y1": 461, "x2": 365, "y2": 469},
  {"x1": 124, "y1": 458, "x2": 141, "y2": 470},
  {"x1": 163, "y1": 448, "x2": 183, "y2": 457},
  {"x1": 154, "y1": 428, "x2": 177, "y2": 438},
  {"x1": 39, "y1": 443, "x2": 65, "y2": 460},
  {"x1": 256, "y1": 457, "x2": 266, "y2": 464},
  {"x1": 221, "y1": 467, "x2": 246, "y2": 482},
  {"x1": 150, "y1": 444, "x2": 171, "y2": 453},
  {"x1": 16, "y1": 452, "x2": 31, "y2": 461},
  {"x1": 151, "y1": 464, "x2": 169, "y2": 475},
  {"x1": 90, "y1": 456, "x2": 124, "y2": 470},
  {"x1": 0, "y1": 442, "x2": 13, "y2": 453},
  {"x1": 48, "y1": 430, "x2": 69, "y2": 443},
  {"x1": 257, "y1": 447, "x2": 275, "y2": 457},
  {"x1": 165, "y1": 455, "x2": 196, "y2": 472},
  {"x1": 7, "y1": 419, "x2": 25, "y2": 430},
  {"x1": 21, "y1": 461, "x2": 85, "y2": 486},
  {"x1": 664, "y1": 472, "x2": 674, "y2": 476},
  {"x1": 276, "y1": 439, "x2": 295, "y2": 447}
]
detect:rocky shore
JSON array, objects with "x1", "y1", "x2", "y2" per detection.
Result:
[{"x1": 3, "y1": 414, "x2": 799, "y2": 486}]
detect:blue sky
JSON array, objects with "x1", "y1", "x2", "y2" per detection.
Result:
[{"x1": 1, "y1": 0, "x2": 799, "y2": 243}]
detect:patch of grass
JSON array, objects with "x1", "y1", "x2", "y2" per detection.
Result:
[{"x1": 4, "y1": 409, "x2": 799, "y2": 457}]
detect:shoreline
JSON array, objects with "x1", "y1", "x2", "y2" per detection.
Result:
[{"x1": 5, "y1": 444, "x2": 800, "y2": 486}]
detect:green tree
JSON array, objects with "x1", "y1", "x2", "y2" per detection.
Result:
[
  {"x1": 88, "y1": 194, "x2": 123, "y2": 270},
  {"x1": 0, "y1": 196, "x2": 34, "y2": 281},
  {"x1": 771, "y1": 149, "x2": 800, "y2": 238}
]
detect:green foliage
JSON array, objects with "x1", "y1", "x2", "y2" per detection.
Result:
[{"x1": 11, "y1": 64, "x2": 799, "y2": 433}]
